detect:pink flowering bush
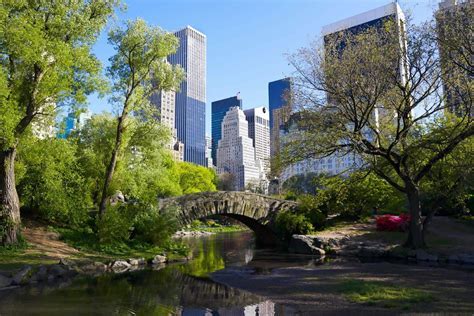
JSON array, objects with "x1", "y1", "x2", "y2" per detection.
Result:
[{"x1": 376, "y1": 214, "x2": 411, "y2": 231}]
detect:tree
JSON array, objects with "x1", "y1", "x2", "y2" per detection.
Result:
[
  {"x1": 0, "y1": 0, "x2": 118, "y2": 244},
  {"x1": 217, "y1": 172, "x2": 236, "y2": 191},
  {"x1": 286, "y1": 13, "x2": 473, "y2": 248},
  {"x1": 177, "y1": 162, "x2": 217, "y2": 194},
  {"x1": 99, "y1": 19, "x2": 184, "y2": 216}
]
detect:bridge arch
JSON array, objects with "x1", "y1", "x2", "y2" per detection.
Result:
[{"x1": 159, "y1": 191, "x2": 298, "y2": 247}]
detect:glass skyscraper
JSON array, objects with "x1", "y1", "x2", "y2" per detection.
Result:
[
  {"x1": 211, "y1": 95, "x2": 242, "y2": 166},
  {"x1": 268, "y1": 78, "x2": 292, "y2": 158},
  {"x1": 168, "y1": 26, "x2": 207, "y2": 166}
]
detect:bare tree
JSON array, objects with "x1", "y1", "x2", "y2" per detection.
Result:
[{"x1": 285, "y1": 11, "x2": 473, "y2": 249}]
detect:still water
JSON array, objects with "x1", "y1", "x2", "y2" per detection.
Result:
[{"x1": 0, "y1": 232, "x2": 308, "y2": 315}]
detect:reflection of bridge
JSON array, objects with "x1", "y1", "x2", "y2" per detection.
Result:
[{"x1": 159, "y1": 191, "x2": 298, "y2": 246}]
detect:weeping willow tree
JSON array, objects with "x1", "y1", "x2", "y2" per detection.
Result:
[{"x1": 285, "y1": 6, "x2": 473, "y2": 249}]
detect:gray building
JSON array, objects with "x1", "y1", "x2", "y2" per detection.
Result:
[{"x1": 168, "y1": 26, "x2": 207, "y2": 166}]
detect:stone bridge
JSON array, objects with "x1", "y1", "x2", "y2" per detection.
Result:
[{"x1": 159, "y1": 191, "x2": 298, "y2": 246}]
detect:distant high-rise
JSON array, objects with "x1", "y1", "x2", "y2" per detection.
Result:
[
  {"x1": 217, "y1": 107, "x2": 262, "y2": 191},
  {"x1": 205, "y1": 135, "x2": 213, "y2": 168},
  {"x1": 150, "y1": 89, "x2": 184, "y2": 161},
  {"x1": 168, "y1": 26, "x2": 206, "y2": 166},
  {"x1": 268, "y1": 78, "x2": 292, "y2": 160},
  {"x1": 436, "y1": 0, "x2": 473, "y2": 116},
  {"x1": 244, "y1": 106, "x2": 270, "y2": 174},
  {"x1": 211, "y1": 95, "x2": 242, "y2": 167}
]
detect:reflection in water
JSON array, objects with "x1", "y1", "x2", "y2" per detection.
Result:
[{"x1": 0, "y1": 232, "x2": 303, "y2": 315}]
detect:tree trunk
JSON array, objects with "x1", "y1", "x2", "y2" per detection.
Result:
[
  {"x1": 0, "y1": 147, "x2": 21, "y2": 245},
  {"x1": 404, "y1": 183, "x2": 425, "y2": 249},
  {"x1": 98, "y1": 115, "x2": 125, "y2": 217}
]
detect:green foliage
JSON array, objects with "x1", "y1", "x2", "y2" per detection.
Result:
[
  {"x1": 177, "y1": 162, "x2": 217, "y2": 194},
  {"x1": 314, "y1": 172, "x2": 405, "y2": 219},
  {"x1": 275, "y1": 211, "x2": 313, "y2": 240},
  {"x1": 132, "y1": 206, "x2": 178, "y2": 246},
  {"x1": 16, "y1": 138, "x2": 92, "y2": 226},
  {"x1": 97, "y1": 206, "x2": 132, "y2": 245},
  {"x1": 297, "y1": 195, "x2": 326, "y2": 229},
  {"x1": 338, "y1": 280, "x2": 434, "y2": 308}
]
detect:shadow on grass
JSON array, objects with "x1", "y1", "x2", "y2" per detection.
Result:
[{"x1": 337, "y1": 279, "x2": 435, "y2": 309}]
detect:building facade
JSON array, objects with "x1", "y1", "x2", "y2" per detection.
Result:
[
  {"x1": 58, "y1": 110, "x2": 92, "y2": 139},
  {"x1": 216, "y1": 107, "x2": 263, "y2": 191},
  {"x1": 244, "y1": 106, "x2": 270, "y2": 175},
  {"x1": 150, "y1": 89, "x2": 184, "y2": 161},
  {"x1": 211, "y1": 95, "x2": 242, "y2": 166},
  {"x1": 436, "y1": 0, "x2": 473, "y2": 117},
  {"x1": 268, "y1": 78, "x2": 292, "y2": 158},
  {"x1": 168, "y1": 26, "x2": 207, "y2": 166},
  {"x1": 205, "y1": 135, "x2": 213, "y2": 168}
]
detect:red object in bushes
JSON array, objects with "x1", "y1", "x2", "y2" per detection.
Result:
[{"x1": 376, "y1": 214, "x2": 411, "y2": 231}]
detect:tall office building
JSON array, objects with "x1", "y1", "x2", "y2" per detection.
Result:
[
  {"x1": 150, "y1": 89, "x2": 184, "y2": 161},
  {"x1": 168, "y1": 26, "x2": 207, "y2": 166},
  {"x1": 217, "y1": 107, "x2": 263, "y2": 191},
  {"x1": 211, "y1": 95, "x2": 242, "y2": 166},
  {"x1": 205, "y1": 135, "x2": 213, "y2": 168},
  {"x1": 436, "y1": 0, "x2": 473, "y2": 116},
  {"x1": 268, "y1": 78, "x2": 292, "y2": 158},
  {"x1": 244, "y1": 106, "x2": 270, "y2": 174}
]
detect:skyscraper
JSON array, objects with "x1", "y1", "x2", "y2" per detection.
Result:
[
  {"x1": 168, "y1": 26, "x2": 207, "y2": 166},
  {"x1": 244, "y1": 106, "x2": 270, "y2": 174},
  {"x1": 436, "y1": 0, "x2": 473, "y2": 116},
  {"x1": 150, "y1": 89, "x2": 184, "y2": 161},
  {"x1": 211, "y1": 95, "x2": 243, "y2": 166},
  {"x1": 268, "y1": 78, "x2": 292, "y2": 158},
  {"x1": 217, "y1": 107, "x2": 262, "y2": 191}
]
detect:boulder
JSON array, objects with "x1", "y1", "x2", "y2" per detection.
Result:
[
  {"x1": 12, "y1": 266, "x2": 33, "y2": 285},
  {"x1": 151, "y1": 255, "x2": 167, "y2": 264},
  {"x1": 110, "y1": 191, "x2": 125, "y2": 205},
  {"x1": 0, "y1": 274, "x2": 12, "y2": 288},
  {"x1": 288, "y1": 235, "x2": 326, "y2": 256},
  {"x1": 358, "y1": 246, "x2": 387, "y2": 258},
  {"x1": 49, "y1": 264, "x2": 69, "y2": 278},
  {"x1": 35, "y1": 265, "x2": 48, "y2": 281},
  {"x1": 59, "y1": 258, "x2": 75, "y2": 266},
  {"x1": 416, "y1": 250, "x2": 438, "y2": 262},
  {"x1": 128, "y1": 258, "x2": 146, "y2": 266},
  {"x1": 110, "y1": 260, "x2": 131, "y2": 272},
  {"x1": 81, "y1": 262, "x2": 108, "y2": 274}
]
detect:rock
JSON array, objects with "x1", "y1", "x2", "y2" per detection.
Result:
[
  {"x1": 152, "y1": 255, "x2": 167, "y2": 264},
  {"x1": 110, "y1": 190, "x2": 125, "y2": 205},
  {"x1": 358, "y1": 246, "x2": 387, "y2": 258},
  {"x1": 35, "y1": 266, "x2": 48, "y2": 281},
  {"x1": 288, "y1": 235, "x2": 326, "y2": 256},
  {"x1": 12, "y1": 266, "x2": 33, "y2": 285},
  {"x1": 458, "y1": 254, "x2": 474, "y2": 265},
  {"x1": 59, "y1": 258, "x2": 75, "y2": 266},
  {"x1": 416, "y1": 250, "x2": 438, "y2": 262},
  {"x1": 81, "y1": 262, "x2": 108, "y2": 274},
  {"x1": 128, "y1": 258, "x2": 146, "y2": 266},
  {"x1": 0, "y1": 274, "x2": 12, "y2": 288},
  {"x1": 49, "y1": 264, "x2": 68, "y2": 278},
  {"x1": 110, "y1": 260, "x2": 131, "y2": 272}
]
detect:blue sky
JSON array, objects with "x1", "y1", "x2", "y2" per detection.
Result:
[{"x1": 87, "y1": 0, "x2": 439, "y2": 135}]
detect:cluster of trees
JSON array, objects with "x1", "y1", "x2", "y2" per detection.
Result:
[
  {"x1": 0, "y1": 1, "x2": 217, "y2": 246},
  {"x1": 282, "y1": 5, "x2": 473, "y2": 248}
]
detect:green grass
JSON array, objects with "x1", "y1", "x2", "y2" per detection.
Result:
[
  {"x1": 0, "y1": 237, "x2": 56, "y2": 271},
  {"x1": 189, "y1": 224, "x2": 248, "y2": 233},
  {"x1": 54, "y1": 227, "x2": 189, "y2": 262},
  {"x1": 338, "y1": 279, "x2": 435, "y2": 309}
]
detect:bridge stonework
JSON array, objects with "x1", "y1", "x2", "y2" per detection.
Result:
[{"x1": 159, "y1": 191, "x2": 298, "y2": 246}]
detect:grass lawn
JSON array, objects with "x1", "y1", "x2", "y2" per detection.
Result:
[{"x1": 337, "y1": 279, "x2": 435, "y2": 309}]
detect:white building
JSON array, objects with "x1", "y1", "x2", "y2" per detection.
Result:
[
  {"x1": 205, "y1": 135, "x2": 213, "y2": 168},
  {"x1": 244, "y1": 106, "x2": 270, "y2": 174},
  {"x1": 150, "y1": 89, "x2": 184, "y2": 161},
  {"x1": 217, "y1": 107, "x2": 263, "y2": 191}
]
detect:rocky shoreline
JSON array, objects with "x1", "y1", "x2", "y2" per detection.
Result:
[
  {"x1": 0, "y1": 254, "x2": 188, "y2": 291},
  {"x1": 288, "y1": 234, "x2": 474, "y2": 266}
]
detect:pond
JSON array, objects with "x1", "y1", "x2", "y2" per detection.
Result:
[{"x1": 0, "y1": 231, "x2": 310, "y2": 315}]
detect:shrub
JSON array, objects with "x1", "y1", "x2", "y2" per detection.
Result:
[
  {"x1": 275, "y1": 211, "x2": 313, "y2": 240},
  {"x1": 297, "y1": 194, "x2": 327, "y2": 229},
  {"x1": 133, "y1": 206, "x2": 178, "y2": 246},
  {"x1": 97, "y1": 206, "x2": 132, "y2": 244},
  {"x1": 376, "y1": 214, "x2": 410, "y2": 232}
]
